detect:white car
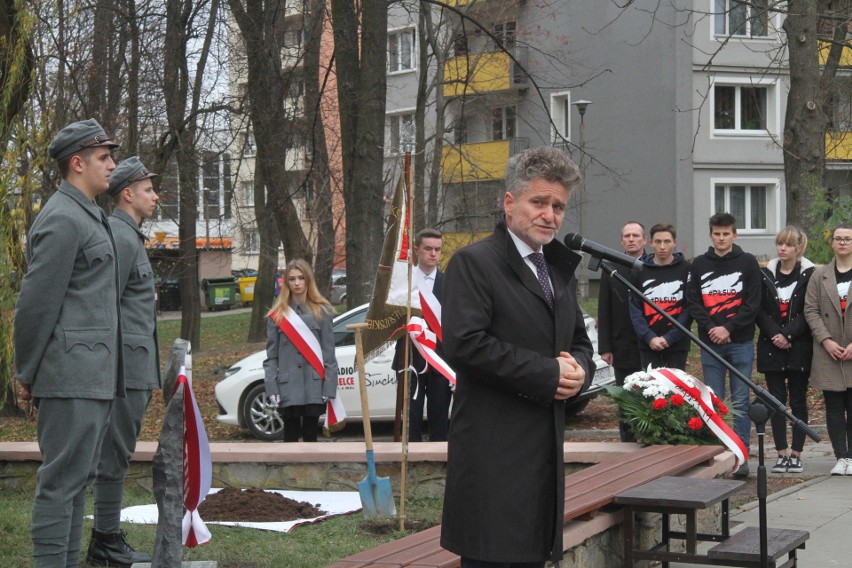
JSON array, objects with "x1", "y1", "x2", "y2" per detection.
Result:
[{"x1": 215, "y1": 303, "x2": 614, "y2": 440}]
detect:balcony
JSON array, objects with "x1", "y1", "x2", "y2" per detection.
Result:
[
  {"x1": 826, "y1": 132, "x2": 852, "y2": 161},
  {"x1": 441, "y1": 138, "x2": 529, "y2": 183},
  {"x1": 443, "y1": 47, "x2": 529, "y2": 98},
  {"x1": 818, "y1": 40, "x2": 852, "y2": 67}
]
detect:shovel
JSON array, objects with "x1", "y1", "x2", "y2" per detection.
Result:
[{"x1": 347, "y1": 322, "x2": 397, "y2": 518}]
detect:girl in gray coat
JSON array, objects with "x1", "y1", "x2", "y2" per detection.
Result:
[
  {"x1": 804, "y1": 223, "x2": 852, "y2": 475},
  {"x1": 264, "y1": 259, "x2": 338, "y2": 442}
]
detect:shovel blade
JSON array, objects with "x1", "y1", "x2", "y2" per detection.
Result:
[{"x1": 358, "y1": 474, "x2": 396, "y2": 519}]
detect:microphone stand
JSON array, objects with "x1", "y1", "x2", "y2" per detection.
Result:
[{"x1": 590, "y1": 256, "x2": 820, "y2": 568}]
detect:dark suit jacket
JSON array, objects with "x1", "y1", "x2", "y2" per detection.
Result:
[
  {"x1": 440, "y1": 222, "x2": 594, "y2": 563},
  {"x1": 597, "y1": 263, "x2": 641, "y2": 369}
]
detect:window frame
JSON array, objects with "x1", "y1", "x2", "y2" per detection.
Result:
[
  {"x1": 243, "y1": 131, "x2": 256, "y2": 157},
  {"x1": 241, "y1": 180, "x2": 254, "y2": 207},
  {"x1": 387, "y1": 27, "x2": 417, "y2": 75},
  {"x1": 711, "y1": 177, "x2": 779, "y2": 235},
  {"x1": 491, "y1": 105, "x2": 517, "y2": 141},
  {"x1": 386, "y1": 110, "x2": 415, "y2": 154},
  {"x1": 243, "y1": 229, "x2": 259, "y2": 255},
  {"x1": 549, "y1": 91, "x2": 572, "y2": 144},
  {"x1": 710, "y1": 77, "x2": 779, "y2": 137},
  {"x1": 713, "y1": 0, "x2": 770, "y2": 39}
]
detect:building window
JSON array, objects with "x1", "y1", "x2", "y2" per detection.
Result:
[
  {"x1": 388, "y1": 112, "x2": 414, "y2": 153},
  {"x1": 453, "y1": 33, "x2": 468, "y2": 57},
  {"x1": 829, "y1": 81, "x2": 852, "y2": 132},
  {"x1": 243, "y1": 229, "x2": 259, "y2": 255},
  {"x1": 242, "y1": 180, "x2": 254, "y2": 207},
  {"x1": 714, "y1": 0, "x2": 768, "y2": 38},
  {"x1": 492, "y1": 106, "x2": 516, "y2": 141},
  {"x1": 550, "y1": 92, "x2": 571, "y2": 144},
  {"x1": 714, "y1": 84, "x2": 768, "y2": 132},
  {"x1": 388, "y1": 28, "x2": 416, "y2": 73},
  {"x1": 493, "y1": 21, "x2": 517, "y2": 49},
  {"x1": 243, "y1": 131, "x2": 256, "y2": 156},
  {"x1": 714, "y1": 183, "x2": 769, "y2": 232}
]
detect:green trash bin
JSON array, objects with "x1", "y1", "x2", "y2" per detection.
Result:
[{"x1": 202, "y1": 277, "x2": 236, "y2": 311}]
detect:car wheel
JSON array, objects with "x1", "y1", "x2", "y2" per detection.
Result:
[
  {"x1": 565, "y1": 398, "x2": 590, "y2": 419},
  {"x1": 243, "y1": 383, "x2": 285, "y2": 441}
]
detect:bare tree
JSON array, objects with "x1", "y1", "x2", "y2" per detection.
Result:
[{"x1": 331, "y1": 0, "x2": 388, "y2": 306}]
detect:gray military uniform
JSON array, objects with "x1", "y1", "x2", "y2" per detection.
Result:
[
  {"x1": 14, "y1": 179, "x2": 124, "y2": 567},
  {"x1": 93, "y1": 207, "x2": 161, "y2": 533}
]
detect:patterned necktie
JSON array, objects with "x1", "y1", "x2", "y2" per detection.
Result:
[{"x1": 528, "y1": 252, "x2": 554, "y2": 308}]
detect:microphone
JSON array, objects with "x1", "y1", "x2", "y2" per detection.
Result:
[{"x1": 564, "y1": 233, "x2": 644, "y2": 271}]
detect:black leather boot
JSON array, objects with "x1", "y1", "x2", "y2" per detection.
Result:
[{"x1": 86, "y1": 528, "x2": 152, "y2": 567}]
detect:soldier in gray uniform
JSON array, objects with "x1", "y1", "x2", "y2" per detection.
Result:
[
  {"x1": 14, "y1": 119, "x2": 123, "y2": 568},
  {"x1": 86, "y1": 157, "x2": 161, "y2": 567}
]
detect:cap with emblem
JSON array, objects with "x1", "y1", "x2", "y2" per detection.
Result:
[
  {"x1": 47, "y1": 119, "x2": 119, "y2": 161},
  {"x1": 107, "y1": 156, "x2": 158, "y2": 197}
]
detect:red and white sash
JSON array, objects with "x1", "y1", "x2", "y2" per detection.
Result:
[
  {"x1": 419, "y1": 288, "x2": 442, "y2": 342},
  {"x1": 176, "y1": 366, "x2": 212, "y2": 547},
  {"x1": 324, "y1": 395, "x2": 347, "y2": 431},
  {"x1": 405, "y1": 316, "x2": 456, "y2": 386},
  {"x1": 650, "y1": 367, "x2": 748, "y2": 472},
  {"x1": 270, "y1": 307, "x2": 325, "y2": 379}
]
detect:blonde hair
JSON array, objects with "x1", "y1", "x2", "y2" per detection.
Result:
[
  {"x1": 269, "y1": 259, "x2": 332, "y2": 322},
  {"x1": 775, "y1": 225, "x2": 808, "y2": 257}
]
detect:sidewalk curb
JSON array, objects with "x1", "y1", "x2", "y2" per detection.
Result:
[{"x1": 734, "y1": 475, "x2": 830, "y2": 514}]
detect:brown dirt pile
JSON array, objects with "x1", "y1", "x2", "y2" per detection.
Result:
[{"x1": 198, "y1": 487, "x2": 327, "y2": 522}]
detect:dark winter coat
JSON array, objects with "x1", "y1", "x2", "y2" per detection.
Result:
[
  {"x1": 598, "y1": 263, "x2": 642, "y2": 369},
  {"x1": 756, "y1": 258, "x2": 815, "y2": 374},
  {"x1": 440, "y1": 222, "x2": 594, "y2": 563}
]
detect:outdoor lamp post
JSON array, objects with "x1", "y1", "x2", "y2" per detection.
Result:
[{"x1": 572, "y1": 99, "x2": 592, "y2": 298}]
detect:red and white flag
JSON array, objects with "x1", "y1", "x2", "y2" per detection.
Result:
[
  {"x1": 270, "y1": 307, "x2": 325, "y2": 379},
  {"x1": 419, "y1": 288, "x2": 442, "y2": 342},
  {"x1": 324, "y1": 396, "x2": 347, "y2": 432},
  {"x1": 177, "y1": 366, "x2": 212, "y2": 547},
  {"x1": 650, "y1": 367, "x2": 748, "y2": 472},
  {"x1": 405, "y1": 317, "x2": 455, "y2": 387}
]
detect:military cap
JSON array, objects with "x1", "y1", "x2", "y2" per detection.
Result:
[
  {"x1": 47, "y1": 118, "x2": 119, "y2": 161},
  {"x1": 108, "y1": 156, "x2": 158, "y2": 197}
]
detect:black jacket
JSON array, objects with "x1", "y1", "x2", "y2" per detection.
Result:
[
  {"x1": 597, "y1": 263, "x2": 642, "y2": 368},
  {"x1": 756, "y1": 258, "x2": 815, "y2": 373}
]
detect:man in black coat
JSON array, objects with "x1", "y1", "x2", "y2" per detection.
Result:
[
  {"x1": 597, "y1": 221, "x2": 645, "y2": 441},
  {"x1": 440, "y1": 146, "x2": 594, "y2": 567}
]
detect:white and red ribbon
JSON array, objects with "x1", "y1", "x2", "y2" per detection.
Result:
[
  {"x1": 270, "y1": 307, "x2": 325, "y2": 379},
  {"x1": 324, "y1": 395, "x2": 347, "y2": 430},
  {"x1": 649, "y1": 367, "x2": 748, "y2": 472},
  {"x1": 405, "y1": 316, "x2": 456, "y2": 386},
  {"x1": 419, "y1": 288, "x2": 442, "y2": 342},
  {"x1": 176, "y1": 366, "x2": 212, "y2": 547}
]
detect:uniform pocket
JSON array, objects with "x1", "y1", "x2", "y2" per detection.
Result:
[
  {"x1": 63, "y1": 328, "x2": 114, "y2": 388},
  {"x1": 82, "y1": 240, "x2": 114, "y2": 268},
  {"x1": 135, "y1": 260, "x2": 154, "y2": 280},
  {"x1": 123, "y1": 331, "x2": 155, "y2": 375}
]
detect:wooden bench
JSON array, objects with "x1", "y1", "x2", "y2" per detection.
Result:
[{"x1": 327, "y1": 444, "x2": 724, "y2": 568}]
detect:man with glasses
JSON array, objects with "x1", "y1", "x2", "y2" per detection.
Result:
[
  {"x1": 686, "y1": 212, "x2": 762, "y2": 479},
  {"x1": 87, "y1": 157, "x2": 160, "y2": 566}
]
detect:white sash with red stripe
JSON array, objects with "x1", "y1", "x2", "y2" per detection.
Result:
[
  {"x1": 419, "y1": 288, "x2": 442, "y2": 342},
  {"x1": 405, "y1": 317, "x2": 456, "y2": 386},
  {"x1": 177, "y1": 366, "x2": 212, "y2": 547},
  {"x1": 271, "y1": 307, "x2": 325, "y2": 379},
  {"x1": 649, "y1": 367, "x2": 748, "y2": 472}
]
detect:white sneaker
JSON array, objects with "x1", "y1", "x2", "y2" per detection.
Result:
[
  {"x1": 830, "y1": 458, "x2": 847, "y2": 476},
  {"x1": 845, "y1": 458, "x2": 852, "y2": 476}
]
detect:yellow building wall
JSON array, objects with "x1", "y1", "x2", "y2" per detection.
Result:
[
  {"x1": 439, "y1": 231, "x2": 491, "y2": 270},
  {"x1": 826, "y1": 132, "x2": 852, "y2": 161},
  {"x1": 441, "y1": 140, "x2": 510, "y2": 183},
  {"x1": 444, "y1": 51, "x2": 511, "y2": 97},
  {"x1": 818, "y1": 40, "x2": 852, "y2": 67}
]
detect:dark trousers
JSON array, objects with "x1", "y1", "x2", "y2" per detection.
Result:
[
  {"x1": 460, "y1": 558, "x2": 545, "y2": 568},
  {"x1": 764, "y1": 371, "x2": 809, "y2": 453},
  {"x1": 639, "y1": 349, "x2": 689, "y2": 371},
  {"x1": 823, "y1": 389, "x2": 852, "y2": 459},
  {"x1": 614, "y1": 366, "x2": 640, "y2": 442},
  {"x1": 409, "y1": 369, "x2": 452, "y2": 442},
  {"x1": 284, "y1": 416, "x2": 319, "y2": 442}
]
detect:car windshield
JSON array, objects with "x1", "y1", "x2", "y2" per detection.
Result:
[{"x1": 333, "y1": 308, "x2": 366, "y2": 347}]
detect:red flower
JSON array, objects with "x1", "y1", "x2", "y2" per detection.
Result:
[
  {"x1": 653, "y1": 398, "x2": 668, "y2": 410},
  {"x1": 718, "y1": 403, "x2": 729, "y2": 415},
  {"x1": 670, "y1": 394, "x2": 685, "y2": 407},
  {"x1": 688, "y1": 417, "x2": 703, "y2": 431}
]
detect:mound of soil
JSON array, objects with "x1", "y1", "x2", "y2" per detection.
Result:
[{"x1": 198, "y1": 488, "x2": 327, "y2": 522}]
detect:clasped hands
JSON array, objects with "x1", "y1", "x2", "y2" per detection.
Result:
[
  {"x1": 823, "y1": 338, "x2": 852, "y2": 361},
  {"x1": 555, "y1": 351, "x2": 585, "y2": 400}
]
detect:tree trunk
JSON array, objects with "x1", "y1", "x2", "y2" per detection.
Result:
[{"x1": 332, "y1": 0, "x2": 388, "y2": 306}]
